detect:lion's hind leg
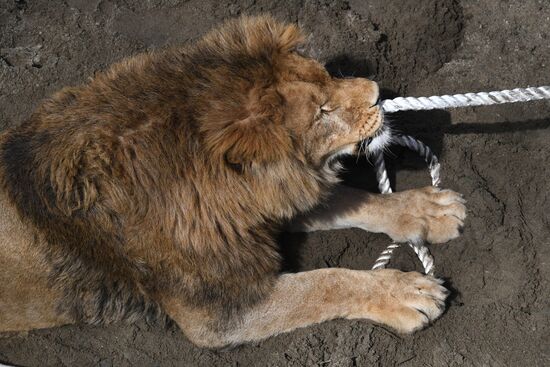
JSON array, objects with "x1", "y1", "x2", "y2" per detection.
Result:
[{"x1": 0, "y1": 193, "x2": 73, "y2": 332}]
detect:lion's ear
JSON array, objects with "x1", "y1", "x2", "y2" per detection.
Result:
[
  {"x1": 202, "y1": 85, "x2": 293, "y2": 168},
  {"x1": 228, "y1": 117, "x2": 292, "y2": 166},
  {"x1": 208, "y1": 115, "x2": 292, "y2": 168}
]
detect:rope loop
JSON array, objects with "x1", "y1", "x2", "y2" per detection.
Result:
[
  {"x1": 371, "y1": 135, "x2": 438, "y2": 275},
  {"x1": 371, "y1": 85, "x2": 550, "y2": 275}
]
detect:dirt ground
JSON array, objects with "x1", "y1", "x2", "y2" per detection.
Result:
[{"x1": 1, "y1": 0, "x2": 550, "y2": 366}]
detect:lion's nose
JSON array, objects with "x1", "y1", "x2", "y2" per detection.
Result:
[
  {"x1": 369, "y1": 81, "x2": 380, "y2": 107},
  {"x1": 332, "y1": 78, "x2": 380, "y2": 108}
]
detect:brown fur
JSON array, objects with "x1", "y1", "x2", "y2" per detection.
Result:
[{"x1": 0, "y1": 16, "x2": 464, "y2": 345}]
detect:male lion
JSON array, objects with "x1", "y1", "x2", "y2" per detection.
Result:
[{"x1": 0, "y1": 16, "x2": 465, "y2": 347}]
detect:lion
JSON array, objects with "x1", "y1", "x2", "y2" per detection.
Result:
[{"x1": 0, "y1": 15, "x2": 465, "y2": 347}]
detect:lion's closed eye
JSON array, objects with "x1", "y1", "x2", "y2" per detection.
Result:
[
  {"x1": 315, "y1": 103, "x2": 337, "y2": 122},
  {"x1": 314, "y1": 104, "x2": 327, "y2": 121},
  {"x1": 320, "y1": 104, "x2": 333, "y2": 113}
]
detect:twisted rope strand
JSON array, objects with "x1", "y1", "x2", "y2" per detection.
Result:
[
  {"x1": 371, "y1": 135, "x2": 439, "y2": 276},
  {"x1": 394, "y1": 135, "x2": 441, "y2": 187},
  {"x1": 380, "y1": 86, "x2": 550, "y2": 113},
  {"x1": 372, "y1": 243, "x2": 400, "y2": 270},
  {"x1": 373, "y1": 149, "x2": 392, "y2": 195},
  {"x1": 371, "y1": 147, "x2": 404, "y2": 271}
]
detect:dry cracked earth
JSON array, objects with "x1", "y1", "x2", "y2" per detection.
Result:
[{"x1": 1, "y1": 0, "x2": 549, "y2": 366}]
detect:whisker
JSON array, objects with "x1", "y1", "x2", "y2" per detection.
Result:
[
  {"x1": 356, "y1": 141, "x2": 364, "y2": 163},
  {"x1": 365, "y1": 152, "x2": 374, "y2": 166},
  {"x1": 384, "y1": 145, "x2": 398, "y2": 159}
]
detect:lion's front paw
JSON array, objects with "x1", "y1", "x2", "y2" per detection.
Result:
[
  {"x1": 386, "y1": 186, "x2": 466, "y2": 244},
  {"x1": 367, "y1": 269, "x2": 449, "y2": 333}
]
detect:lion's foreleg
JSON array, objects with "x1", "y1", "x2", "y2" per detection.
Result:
[{"x1": 161, "y1": 268, "x2": 448, "y2": 347}]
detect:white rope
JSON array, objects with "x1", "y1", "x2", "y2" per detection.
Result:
[
  {"x1": 371, "y1": 85, "x2": 550, "y2": 275},
  {"x1": 371, "y1": 135, "x2": 438, "y2": 276},
  {"x1": 380, "y1": 86, "x2": 550, "y2": 113},
  {"x1": 395, "y1": 135, "x2": 441, "y2": 187}
]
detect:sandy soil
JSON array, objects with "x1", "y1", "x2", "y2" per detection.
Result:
[{"x1": 1, "y1": 0, "x2": 549, "y2": 366}]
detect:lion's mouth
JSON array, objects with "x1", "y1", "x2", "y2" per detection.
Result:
[
  {"x1": 325, "y1": 110, "x2": 390, "y2": 163},
  {"x1": 359, "y1": 112, "x2": 392, "y2": 155},
  {"x1": 366, "y1": 123, "x2": 392, "y2": 154}
]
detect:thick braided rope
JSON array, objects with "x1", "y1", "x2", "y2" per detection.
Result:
[
  {"x1": 395, "y1": 135, "x2": 441, "y2": 187},
  {"x1": 371, "y1": 135, "x2": 439, "y2": 275},
  {"x1": 380, "y1": 86, "x2": 550, "y2": 113}
]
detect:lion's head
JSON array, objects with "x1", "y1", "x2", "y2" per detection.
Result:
[{"x1": 193, "y1": 16, "x2": 387, "y2": 173}]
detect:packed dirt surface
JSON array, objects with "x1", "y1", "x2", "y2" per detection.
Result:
[{"x1": 1, "y1": 0, "x2": 549, "y2": 366}]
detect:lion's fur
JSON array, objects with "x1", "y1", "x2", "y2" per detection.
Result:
[{"x1": 0, "y1": 16, "x2": 456, "y2": 345}]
